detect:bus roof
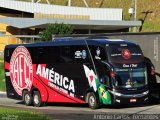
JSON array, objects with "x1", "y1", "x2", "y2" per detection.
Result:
[{"x1": 5, "y1": 37, "x2": 138, "y2": 48}]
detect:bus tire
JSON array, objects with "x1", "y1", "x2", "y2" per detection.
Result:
[
  {"x1": 33, "y1": 91, "x2": 42, "y2": 107},
  {"x1": 23, "y1": 90, "x2": 32, "y2": 106},
  {"x1": 87, "y1": 92, "x2": 100, "y2": 109}
]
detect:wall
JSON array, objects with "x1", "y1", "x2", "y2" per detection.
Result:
[
  {"x1": 0, "y1": 13, "x2": 35, "y2": 51},
  {"x1": 0, "y1": 0, "x2": 122, "y2": 20},
  {"x1": 0, "y1": 22, "x2": 18, "y2": 52}
]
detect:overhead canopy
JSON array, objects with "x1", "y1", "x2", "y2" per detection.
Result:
[
  {"x1": 0, "y1": 0, "x2": 142, "y2": 31},
  {"x1": 0, "y1": 17, "x2": 141, "y2": 30}
]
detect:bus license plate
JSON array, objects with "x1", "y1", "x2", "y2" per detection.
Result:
[{"x1": 130, "y1": 99, "x2": 136, "y2": 102}]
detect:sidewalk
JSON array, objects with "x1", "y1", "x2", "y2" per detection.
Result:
[{"x1": 0, "y1": 91, "x2": 6, "y2": 94}]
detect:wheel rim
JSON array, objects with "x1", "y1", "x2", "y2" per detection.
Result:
[
  {"x1": 34, "y1": 95, "x2": 39, "y2": 105},
  {"x1": 25, "y1": 94, "x2": 30, "y2": 104},
  {"x1": 89, "y1": 96, "x2": 95, "y2": 107}
]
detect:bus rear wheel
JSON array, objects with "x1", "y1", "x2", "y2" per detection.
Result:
[
  {"x1": 87, "y1": 92, "x2": 100, "y2": 109},
  {"x1": 23, "y1": 90, "x2": 32, "y2": 106},
  {"x1": 33, "y1": 91, "x2": 42, "y2": 107}
]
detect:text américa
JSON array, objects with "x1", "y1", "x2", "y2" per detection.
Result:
[{"x1": 36, "y1": 64, "x2": 75, "y2": 93}]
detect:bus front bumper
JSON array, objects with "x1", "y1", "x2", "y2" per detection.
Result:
[{"x1": 111, "y1": 91, "x2": 149, "y2": 105}]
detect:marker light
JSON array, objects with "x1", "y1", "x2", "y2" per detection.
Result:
[
  {"x1": 151, "y1": 68, "x2": 155, "y2": 75},
  {"x1": 110, "y1": 71, "x2": 115, "y2": 78}
]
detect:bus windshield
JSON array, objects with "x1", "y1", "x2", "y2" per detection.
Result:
[{"x1": 113, "y1": 68, "x2": 147, "y2": 88}]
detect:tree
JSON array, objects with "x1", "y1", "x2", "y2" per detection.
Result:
[{"x1": 39, "y1": 23, "x2": 73, "y2": 41}]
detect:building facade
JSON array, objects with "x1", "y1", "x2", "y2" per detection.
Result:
[{"x1": 0, "y1": 0, "x2": 142, "y2": 52}]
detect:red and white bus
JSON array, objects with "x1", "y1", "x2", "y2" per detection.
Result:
[{"x1": 4, "y1": 37, "x2": 149, "y2": 109}]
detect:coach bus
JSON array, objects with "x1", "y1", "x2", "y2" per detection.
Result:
[{"x1": 4, "y1": 36, "x2": 148, "y2": 109}]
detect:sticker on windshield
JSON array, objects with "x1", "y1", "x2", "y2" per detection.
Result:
[{"x1": 121, "y1": 49, "x2": 131, "y2": 60}]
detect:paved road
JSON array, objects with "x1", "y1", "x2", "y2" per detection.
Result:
[{"x1": 0, "y1": 93, "x2": 160, "y2": 120}]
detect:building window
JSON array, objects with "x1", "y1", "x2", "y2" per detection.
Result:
[{"x1": 0, "y1": 32, "x2": 6, "y2": 35}]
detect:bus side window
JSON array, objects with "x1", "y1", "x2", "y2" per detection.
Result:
[
  {"x1": 98, "y1": 67, "x2": 110, "y2": 87},
  {"x1": 27, "y1": 47, "x2": 35, "y2": 63},
  {"x1": 73, "y1": 45, "x2": 90, "y2": 64},
  {"x1": 60, "y1": 46, "x2": 74, "y2": 63},
  {"x1": 89, "y1": 46, "x2": 107, "y2": 61},
  {"x1": 37, "y1": 47, "x2": 48, "y2": 63},
  {"x1": 48, "y1": 46, "x2": 60, "y2": 63},
  {"x1": 100, "y1": 74, "x2": 110, "y2": 87},
  {"x1": 7, "y1": 49, "x2": 9, "y2": 57}
]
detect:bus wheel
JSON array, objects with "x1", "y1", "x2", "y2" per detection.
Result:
[
  {"x1": 23, "y1": 90, "x2": 32, "y2": 106},
  {"x1": 33, "y1": 91, "x2": 42, "y2": 107},
  {"x1": 88, "y1": 92, "x2": 100, "y2": 109}
]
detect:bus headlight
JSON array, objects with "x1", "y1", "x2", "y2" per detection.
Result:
[
  {"x1": 114, "y1": 92, "x2": 122, "y2": 96},
  {"x1": 142, "y1": 90, "x2": 149, "y2": 95},
  {"x1": 110, "y1": 89, "x2": 122, "y2": 96},
  {"x1": 111, "y1": 91, "x2": 122, "y2": 96}
]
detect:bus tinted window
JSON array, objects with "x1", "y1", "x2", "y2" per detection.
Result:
[
  {"x1": 60, "y1": 46, "x2": 74, "y2": 63},
  {"x1": 37, "y1": 47, "x2": 48, "y2": 63},
  {"x1": 48, "y1": 46, "x2": 61, "y2": 63},
  {"x1": 89, "y1": 46, "x2": 107, "y2": 61},
  {"x1": 47, "y1": 45, "x2": 91, "y2": 64},
  {"x1": 108, "y1": 45, "x2": 143, "y2": 64}
]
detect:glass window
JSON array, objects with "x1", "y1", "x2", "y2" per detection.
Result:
[
  {"x1": 34, "y1": 47, "x2": 48, "y2": 63},
  {"x1": 98, "y1": 65, "x2": 110, "y2": 87},
  {"x1": 60, "y1": 46, "x2": 74, "y2": 63},
  {"x1": 0, "y1": 32, "x2": 6, "y2": 35},
  {"x1": 73, "y1": 45, "x2": 90, "y2": 64},
  {"x1": 108, "y1": 45, "x2": 143, "y2": 64},
  {"x1": 114, "y1": 68, "x2": 147, "y2": 88},
  {"x1": 90, "y1": 46, "x2": 107, "y2": 61},
  {"x1": 48, "y1": 46, "x2": 60, "y2": 63}
]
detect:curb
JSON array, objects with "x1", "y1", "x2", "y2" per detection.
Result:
[{"x1": 0, "y1": 91, "x2": 6, "y2": 94}]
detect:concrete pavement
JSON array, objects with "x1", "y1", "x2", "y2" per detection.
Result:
[{"x1": 0, "y1": 93, "x2": 160, "y2": 120}]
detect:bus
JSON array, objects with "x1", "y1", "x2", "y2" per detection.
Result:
[{"x1": 4, "y1": 37, "x2": 148, "y2": 109}]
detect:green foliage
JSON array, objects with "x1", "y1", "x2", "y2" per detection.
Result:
[
  {"x1": 0, "y1": 57, "x2": 5, "y2": 91},
  {"x1": 39, "y1": 23, "x2": 73, "y2": 41},
  {"x1": 0, "y1": 57, "x2": 3, "y2": 61},
  {"x1": 0, "y1": 107, "x2": 50, "y2": 120}
]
